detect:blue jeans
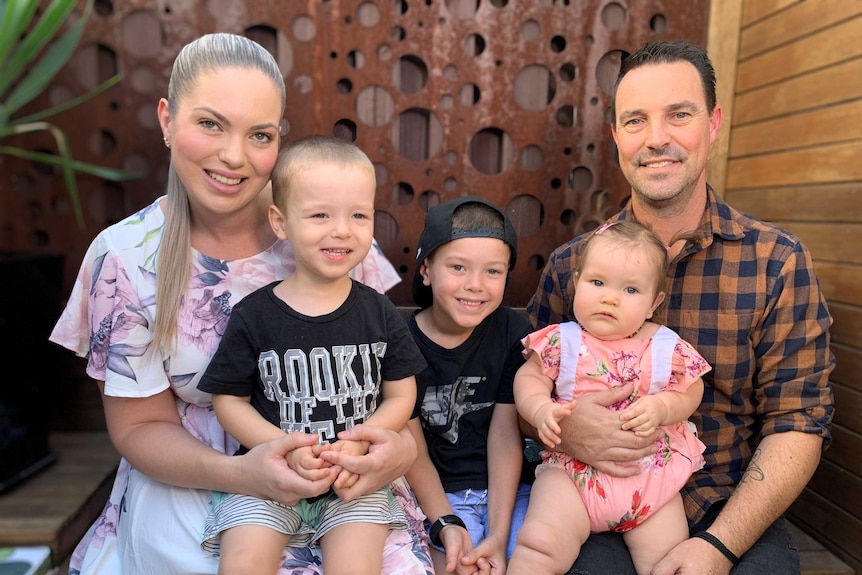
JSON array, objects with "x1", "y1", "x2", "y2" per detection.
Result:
[
  {"x1": 566, "y1": 508, "x2": 799, "y2": 575},
  {"x1": 427, "y1": 483, "x2": 532, "y2": 559}
]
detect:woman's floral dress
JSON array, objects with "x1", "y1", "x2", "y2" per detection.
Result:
[
  {"x1": 522, "y1": 322, "x2": 710, "y2": 533},
  {"x1": 50, "y1": 197, "x2": 432, "y2": 575}
]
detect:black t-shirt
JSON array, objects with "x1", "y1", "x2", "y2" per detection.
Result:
[
  {"x1": 199, "y1": 280, "x2": 426, "y2": 450},
  {"x1": 407, "y1": 306, "x2": 531, "y2": 492}
]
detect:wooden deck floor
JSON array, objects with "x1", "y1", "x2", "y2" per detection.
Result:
[
  {"x1": 788, "y1": 522, "x2": 855, "y2": 575},
  {"x1": 0, "y1": 432, "x2": 118, "y2": 571},
  {"x1": 0, "y1": 432, "x2": 854, "y2": 574}
]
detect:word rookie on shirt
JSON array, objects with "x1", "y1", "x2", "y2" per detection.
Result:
[{"x1": 257, "y1": 342, "x2": 388, "y2": 442}]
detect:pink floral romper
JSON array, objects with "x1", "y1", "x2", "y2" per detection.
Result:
[{"x1": 522, "y1": 322, "x2": 710, "y2": 533}]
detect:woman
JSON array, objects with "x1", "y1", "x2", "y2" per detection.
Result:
[{"x1": 50, "y1": 33, "x2": 432, "y2": 575}]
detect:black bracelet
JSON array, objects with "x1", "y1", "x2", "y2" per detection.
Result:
[
  {"x1": 693, "y1": 531, "x2": 740, "y2": 566},
  {"x1": 429, "y1": 514, "x2": 467, "y2": 547}
]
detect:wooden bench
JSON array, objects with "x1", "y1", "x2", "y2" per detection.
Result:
[{"x1": 0, "y1": 432, "x2": 854, "y2": 574}]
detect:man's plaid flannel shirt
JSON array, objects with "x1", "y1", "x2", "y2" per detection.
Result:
[{"x1": 526, "y1": 187, "x2": 835, "y2": 525}]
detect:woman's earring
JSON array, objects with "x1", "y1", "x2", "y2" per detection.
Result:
[{"x1": 163, "y1": 137, "x2": 170, "y2": 148}]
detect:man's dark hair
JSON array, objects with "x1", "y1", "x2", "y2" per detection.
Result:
[{"x1": 610, "y1": 40, "x2": 717, "y2": 126}]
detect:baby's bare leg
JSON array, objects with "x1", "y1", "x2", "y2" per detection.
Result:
[
  {"x1": 320, "y1": 522, "x2": 389, "y2": 575},
  {"x1": 508, "y1": 467, "x2": 591, "y2": 575},
  {"x1": 623, "y1": 493, "x2": 689, "y2": 575},
  {"x1": 218, "y1": 524, "x2": 291, "y2": 575}
]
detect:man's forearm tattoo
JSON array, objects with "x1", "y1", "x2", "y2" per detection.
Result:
[{"x1": 742, "y1": 447, "x2": 765, "y2": 483}]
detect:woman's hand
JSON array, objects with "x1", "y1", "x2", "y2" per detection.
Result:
[
  {"x1": 326, "y1": 438, "x2": 371, "y2": 490},
  {"x1": 101, "y1": 388, "x2": 335, "y2": 505},
  {"x1": 238, "y1": 433, "x2": 336, "y2": 506},
  {"x1": 319, "y1": 424, "x2": 417, "y2": 501}
]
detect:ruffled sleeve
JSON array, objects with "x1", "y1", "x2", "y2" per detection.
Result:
[
  {"x1": 521, "y1": 324, "x2": 563, "y2": 380},
  {"x1": 50, "y1": 201, "x2": 170, "y2": 398},
  {"x1": 49, "y1": 238, "x2": 102, "y2": 360},
  {"x1": 667, "y1": 337, "x2": 712, "y2": 392}
]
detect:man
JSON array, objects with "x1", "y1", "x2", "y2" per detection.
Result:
[{"x1": 526, "y1": 40, "x2": 834, "y2": 574}]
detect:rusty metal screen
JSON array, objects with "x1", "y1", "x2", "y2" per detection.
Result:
[{"x1": 2, "y1": 0, "x2": 708, "y2": 306}]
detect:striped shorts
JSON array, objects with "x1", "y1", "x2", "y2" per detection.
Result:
[{"x1": 201, "y1": 487, "x2": 407, "y2": 555}]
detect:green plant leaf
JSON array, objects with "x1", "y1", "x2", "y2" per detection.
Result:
[
  {"x1": 55, "y1": 131, "x2": 84, "y2": 228},
  {"x1": 13, "y1": 74, "x2": 120, "y2": 125},
  {"x1": 1, "y1": 120, "x2": 85, "y2": 227},
  {"x1": 0, "y1": 146, "x2": 139, "y2": 181},
  {"x1": 0, "y1": 0, "x2": 80, "y2": 96},
  {"x1": 3, "y1": 2, "x2": 90, "y2": 116},
  {"x1": 1, "y1": 120, "x2": 137, "y2": 230},
  {"x1": 0, "y1": 0, "x2": 39, "y2": 68},
  {"x1": 0, "y1": 0, "x2": 138, "y2": 230}
]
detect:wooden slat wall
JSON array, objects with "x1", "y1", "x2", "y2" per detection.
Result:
[{"x1": 715, "y1": 1, "x2": 862, "y2": 572}]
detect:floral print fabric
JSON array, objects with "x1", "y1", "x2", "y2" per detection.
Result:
[
  {"x1": 50, "y1": 197, "x2": 430, "y2": 574},
  {"x1": 522, "y1": 323, "x2": 709, "y2": 533}
]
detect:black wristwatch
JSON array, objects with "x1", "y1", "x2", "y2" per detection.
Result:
[{"x1": 429, "y1": 514, "x2": 467, "y2": 546}]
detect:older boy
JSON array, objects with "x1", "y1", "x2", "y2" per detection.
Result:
[{"x1": 405, "y1": 197, "x2": 533, "y2": 575}]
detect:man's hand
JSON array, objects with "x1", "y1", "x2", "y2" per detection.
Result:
[{"x1": 557, "y1": 383, "x2": 660, "y2": 477}]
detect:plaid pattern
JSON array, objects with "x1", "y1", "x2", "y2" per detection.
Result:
[{"x1": 526, "y1": 187, "x2": 835, "y2": 525}]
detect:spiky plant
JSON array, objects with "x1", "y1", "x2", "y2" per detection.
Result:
[{"x1": 0, "y1": 0, "x2": 136, "y2": 228}]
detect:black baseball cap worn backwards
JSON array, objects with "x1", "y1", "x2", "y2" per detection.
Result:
[{"x1": 413, "y1": 196, "x2": 518, "y2": 308}]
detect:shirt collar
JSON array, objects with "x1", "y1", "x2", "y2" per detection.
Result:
[{"x1": 615, "y1": 185, "x2": 747, "y2": 247}]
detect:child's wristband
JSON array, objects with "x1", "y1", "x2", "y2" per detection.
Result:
[
  {"x1": 693, "y1": 531, "x2": 740, "y2": 566},
  {"x1": 429, "y1": 514, "x2": 467, "y2": 547}
]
